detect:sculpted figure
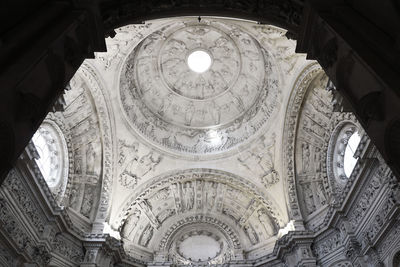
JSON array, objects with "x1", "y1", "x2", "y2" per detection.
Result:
[
  {"x1": 258, "y1": 209, "x2": 275, "y2": 236},
  {"x1": 140, "y1": 227, "x2": 153, "y2": 247},
  {"x1": 69, "y1": 185, "x2": 79, "y2": 209},
  {"x1": 205, "y1": 182, "x2": 217, "y2": 210},
  {"x1": 122, "y1": 209, "x2": 141, "y2": 238},
  {"x1": 183, "y1": 182, "x2": 194, "y2": 211},
  {"x1": 244, "y1": 224, "x2": 258, "y2": 245},
  {"x1": 86, "y1": 143, "x2": 96, "y2": 174},
  {"x1": 316, "y1": 183, "x2": 327, "y2": 206},
  {"x1": 302, "y1": 143, "x2": 310, "y2": 173},
  {"x1": 81, "y1": 186, "x2": 94, "y2": 217},
  {"x1": 304, "y1": 184, "x2": 316, "y2": 214},
  {"x1": 184, "y1": 102, "x2": 195, "y2": 126}
]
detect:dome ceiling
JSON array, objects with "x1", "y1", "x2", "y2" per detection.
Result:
[
  {"x1": 119, "y1": 20, "x2": 280, "y2": 158},
  {"x1": 83, "y1": 16, "x2": 311, "y2": 264}
]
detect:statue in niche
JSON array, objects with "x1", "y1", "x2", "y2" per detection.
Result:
[
  {"x1": 257, "y1": 209, "x2": 275, "y2": 237},
  {"x1": 196, "y1": 180, "x2": 203, "y2": 210},
  {"x1": 171, "y1": 183, "x2": 182, "y2": 212},
  {"x1": 183, "y1": 182, "x2": 194, "y2": 211},
  {"x1": 86, "y1": 143, "x2": 96, "y2": 175},
  {"x1": 303, "y1": 184, "x2": 316, "y2": 214},
  {"x1": 68, "y1": 184, "x2": 79, "y2": 209},
  {"x1": 74, "y1": 148, "x2": 82, "y2": 174},
  {"x1": 302, "y1": 143, "x2": 311, "y2": 173},
  {"x1": 316, "y1": 182, "x2": 327, "y2": 206},
  {"x1": 140, "y1": 226, "x2": 153, "y2": 247},
  {"x1": 244, "y1": 224, "x2": 258, "y2": 245},
  {"x1": 184, "y1": 102, "x2": 195, "y2": 126},
  {"x1": 314, "y1": 147, "x2": 322, "y2": 172},
  {"x1": 122, "y1": 209, "x2": 141, "y2": 238},
  {"x1": 81, "y1": 186, "x2": 94, "y2": 217},
  {"x1": 205, "y1": 182, "x2": 217, "y2": 210},
  {"x1": 208, "y1": 101, "x2": 221, "y2": 125}
]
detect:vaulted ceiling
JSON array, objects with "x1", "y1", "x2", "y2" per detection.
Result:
[{"x1": 53, "y1": 17, "x2": 336, "y2": 263}]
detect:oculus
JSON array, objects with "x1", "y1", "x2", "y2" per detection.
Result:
[{"x1": 187, "y1": 50, "x2": 212, "y2": 73}]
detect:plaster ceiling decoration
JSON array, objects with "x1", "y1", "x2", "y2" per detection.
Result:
[
  {"x1": 119, "y1": 19, "x2": 281, "y2": 158},
  {"x1": 117, "y1": 169, "x2": 283, "y2": 259},
  {"x1": 88, "y1": 17, "x2": 310, "y2": 263}
]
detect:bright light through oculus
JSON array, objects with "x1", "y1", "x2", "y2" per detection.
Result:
[
  {"x1": 344, "y1": 131, "x2": 361, "y2": 177},
  {"x1": 187, "y1": 50, "x2": 212, "y2": 73}
]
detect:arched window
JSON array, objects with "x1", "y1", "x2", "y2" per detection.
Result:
[
  {"x1": 32, "y1": 121, "x2": 69, "y2": 189},
  {"x1": 343, "y1": 131, "x2": 361, "y2": 177},
  {"x1": 328, "y1": 122, "x2": 362, "y2": 184}
]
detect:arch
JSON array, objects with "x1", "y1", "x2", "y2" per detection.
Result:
[
  {"x1": 159, "y1": 215, "x2": 241, "y2": 251},
  {"x1": 77, "y1": 63, "x2": 116, "y2": 224},
  {"x1": 61, "y1": 63, "x2": 115, "y2": 226},
  {"x1": 282, "y1": 62, "x2": 323, "y2": 221},
  {"x1": 114, "y1": 168, "x2": 286, "y2": 230}
]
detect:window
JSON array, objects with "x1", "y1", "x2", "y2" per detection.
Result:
[
  {"x1": 32, "y1": 121, "x2": 68, "y2": 189},
  {"x1": 343, "y1": 131, "x2": 361, "y2": 177},
  {"x1": 328, "y1": 122, "x2": 362, "y2": 184}
]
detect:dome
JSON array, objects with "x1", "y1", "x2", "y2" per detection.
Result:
[{"x1": 119, "y1": 19, "x2": 280, "y2": 158}]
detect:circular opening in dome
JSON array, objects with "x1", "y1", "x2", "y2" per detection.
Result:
[
  {"x1": 343, "y1": 131, "x2": 361, "y2": 177},
  {"x1": 187, "y1": 50, "x2": 212, "y2": 73}
]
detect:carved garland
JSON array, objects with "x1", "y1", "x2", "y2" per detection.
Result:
[{"x1": 282, "y1": 62, "x2": 322, "y2": 220}]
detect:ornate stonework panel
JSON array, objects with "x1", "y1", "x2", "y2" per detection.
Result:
[
  {"x1": 63, "y1": 73, "x2": 105, "y2": 222},
  {"x1": 290, "y1": 67, "x2": 334, "y2": 219},
  {"x1": 116, "y1": 169, "x2": 282, "y2": 258},
  {"x1": 117, "y1": 139, "x2": 163, "y2": 189},
  {"x1": 119, "y1": 19, "x2": 280, "y2": 157}
]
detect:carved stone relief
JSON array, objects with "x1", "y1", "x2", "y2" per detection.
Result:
[
  {"x1": 119, "y1": 19, "x2": 281, "y2": 158},
  {"x1": 62, "y1": 71, "x2": 105, "y2": 221},
  {"x1": 283, "y1": 63, "x2": 323, "y2": 220},
  {"x1": 117, "y1": 169, "x2": 283, "y2": 255},
  {"x1": 292, "y1": 68, "x2": 334, "y2": 219},
  {"x1": 238, "y1": 133, "x2": 279, "y2": 188},
  {"x1": 118, "y1": 139, "x2": 162, "y2": 189}
]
